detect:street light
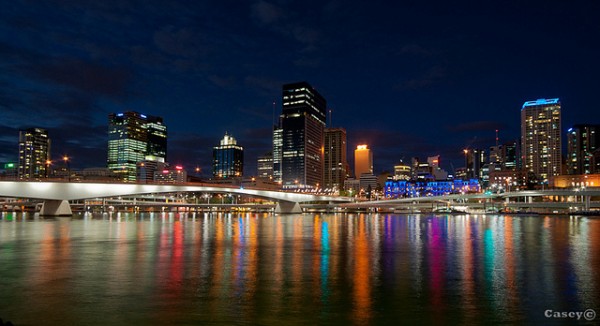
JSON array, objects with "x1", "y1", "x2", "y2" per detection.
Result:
[
  {"x1": 63, "y1": 155, "x2": 70, "y2": 182},
  {"x1": 45, "y1": 160, "x2": 52, "y2": 178}
]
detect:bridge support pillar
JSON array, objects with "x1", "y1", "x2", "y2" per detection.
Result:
[
  {"x1": 585, "y1": 196, "x2": 590, "y2": 211},
  {"x1": 40, "y1": 200, "x2": 73, "y2": 216},
  {"x1": 275, "y1": 201, "x2": 302, "y2": 214}
]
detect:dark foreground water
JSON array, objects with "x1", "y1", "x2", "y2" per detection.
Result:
[{"x1": 1, "y1": 212, "x2": 599, "y2": 325}]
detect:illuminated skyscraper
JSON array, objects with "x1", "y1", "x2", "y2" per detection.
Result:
[
  {"x1": 18, "y1": 127, "x2": 50, "y2": 179},
  {"x1": 324, "y1": 128, "x2": 347, "y2": 190},
  {"x1": 272, "y1": 126, "x2": 283, "y2": 183},
  {"x1": 107, "y1": 111, "x2": 167, "y2": 181},
  {"x1": 257, "y1": 152, "x2": 274, "y2": 179},
  {"x1": 281, "y1": 81, "x2": 326, "y2": 188},
  {"x1": 212, "y1": 133, "x2": 243, "y2": 178},
  {"x1": 354, "y1": 145, "x2": 373, "y2": 179},
  {"x1": 521, "y1": 98, "x2": 562, "y2": 182},
  {"x1": 567, "y1": 124, "x2": 600, "y2": 175}
]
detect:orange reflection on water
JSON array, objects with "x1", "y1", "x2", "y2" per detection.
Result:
[
  {"x1": 353, "y1": 215, "x2": 372, "y2": 323},
  {"x1": 312, "y1": 215, "x2": 322, "y2": 302},
  {"x1": 27, "y1": 221, "x2": 74, "y2": 323}
]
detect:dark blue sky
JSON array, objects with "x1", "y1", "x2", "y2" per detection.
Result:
[{"x1": 1, "y1": 0, "x2": 598, "y2": 175}]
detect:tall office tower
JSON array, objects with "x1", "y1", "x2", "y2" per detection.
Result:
[
  {"x1": 272, "y1": 125, "x2": 283, "y2": 184},
  {"x1": 281, "y1": 81, "x2": 327, "y2": 188},
  {"x1": 521, "y1": 98, "x2": 562, "y2": 182},
  {"x1": 567, "y1": 124, "x2": 600, "y2": 175},
  {"x1": 489, "y1": 145, "x2": 503, "y2": 164},
  {"x1": 108, "y1": 111, "x2": 167, "y2": 181},
  {"x1": 489, "y1": 141, "x2": 518, "y2": 170},
  {"x1": 354, "y1": 145, "x2": 373, "y2": 179},
  {"x1": 18, "y1": 128, "x2": 50, "y2": 179},
  {"x1": 464, "y1": 148, "x2": 485, "y2": 180},
  {"x1": 212, "y1": 133, "x2": 244, "y2": 178},
  {"x1": 324, "y1": 128, "x2": 347, "y2": 190},
  {"x1": 502, "y1": 141, "x2": 519, "y2": 170},
  {"x1": 145, "y1": 116, "x2": 168, "y2": 160},
  {"x1": 257, "y1": 152, "x2": 274, "y2": 179}
]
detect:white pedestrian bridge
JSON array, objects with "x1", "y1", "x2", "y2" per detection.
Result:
[{"x1": 0, "y1": 181, "x2": 351, "y2": 215}]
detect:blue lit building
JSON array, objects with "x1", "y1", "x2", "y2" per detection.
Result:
[{"x1": 384, "y1": 179, "x2": 481, "y2": 198}]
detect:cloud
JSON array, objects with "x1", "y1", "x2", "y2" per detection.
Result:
[
  {"x1": 244, "y1": 75, "x2": 284, "y2": 94},
  {"x1": 208, "y1": 75, "x2": 237, "y2": 89},
  {"x1": 399, "y1": 65, "x2": 446, "y2": 90},
  {"x1": 23, "y1": 58, "x2": 132, "y2": 99},
  {"x1": 251, "y1": 0, "x2": 284, "y2": 25},
  {"x1": 153, "y1": 26, "x2": 207, "y2": 58},
  {"x1": 399, "y1": 44, "x2": 431, "y2": 57}
]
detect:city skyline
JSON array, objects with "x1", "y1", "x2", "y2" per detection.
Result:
[{"x1": 1, "y1": 1, "x2": 599, "y2": 174}]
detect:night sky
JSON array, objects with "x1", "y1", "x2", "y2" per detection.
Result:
[{"x1": 1, "y1": 0, "x2": 599, "y2": 176}]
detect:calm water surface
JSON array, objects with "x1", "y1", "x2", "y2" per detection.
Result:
[{"x1": 1, "y1": 212, "x2": 599, "y2": 325}]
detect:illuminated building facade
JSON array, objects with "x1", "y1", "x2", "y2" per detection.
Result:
[
  {"x1": 18, "y1": 128, "x2": 50, "y2": 180},
  {"x1": 107, "y1": 111, "x2": 167, "y2": 181},
  {"x1": 272, "y1": 126, "x2": 283, "y2": 183},
  {"x1": 521, "y1": 98, "x2": 562, "y2": 183},
  {"x1": 257, "y1": 152, "x2": 274, "y2": 179},
  {"x1": 136, "y1": 160, "x2": 167, "y2": 183},
  {"x1": 281, "y1": 81, "x2": 326, "y2": 188},
  {"x1": 384, "y1": 179, "x2": 481, "y2": 198},
  {"x1": 567, "y1": 124, "x2": 600, "y2": 175},
  {"x1": 213, "y1": 133, "x2": 244, "y2": 178},
  {"x1": 354, "y1": 145, "x2": 373, "y2": 179},
  {"x1": 154, "y1": 165, "x2": 187, "y2": 184},
  {"x1": 324, "y1": 128, "x2": 347, "y2": 190},
  {"x1": 393, "y1": 162, "x2": 411, "y2": 180}
]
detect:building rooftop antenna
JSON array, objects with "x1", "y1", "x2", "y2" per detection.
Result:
[{"x1": 495, "y1": 129, "x2": 499, "y2": 147}]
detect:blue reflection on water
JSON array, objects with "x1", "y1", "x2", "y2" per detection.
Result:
[{"x1": 321, "y1": 221, "x2": 330, "y2": 304}]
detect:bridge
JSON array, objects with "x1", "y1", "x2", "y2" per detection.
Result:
[
  {"x1": 0, "y1": 181, "x2": 352, "y2": 215},
  {"x1": 343, "y1": 188, "x2": 600, "y2": 213}
]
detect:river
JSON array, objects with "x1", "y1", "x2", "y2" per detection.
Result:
[{"x1": 1, "y1": 212, "x2": 598, "y2": 325}]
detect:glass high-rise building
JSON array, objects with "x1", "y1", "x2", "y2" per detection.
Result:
[
  {"x1": 18, "y1": 127, "x2": 50, "y2": 179},
  {"x1": 281, "y1": 81, "x2": 326, "y2": 188},
  {"x1": 489, "y1": 141, "x2": 518, "y2": 170},
  {"x1": 272, "y1": 126, "x2": 283, "y2": 184},
  {"x1": 521, "y1": 98, "x2": 561, "y2": 183},
  {"x1": 107, "y1": 111, "x2": 167, "y2": 181},
  {"x1": 567, "y1": 124, "x2": 600, "y2": 175},
  {"x1": 213, "y1": 133, "x2": 243, "y2": 178},
  {"x1": 464, "y1": 148, "x2": 485, "y2": 180},
  {"x1": 324, "y1": 128, "x2": 347, "y2": 190}
]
